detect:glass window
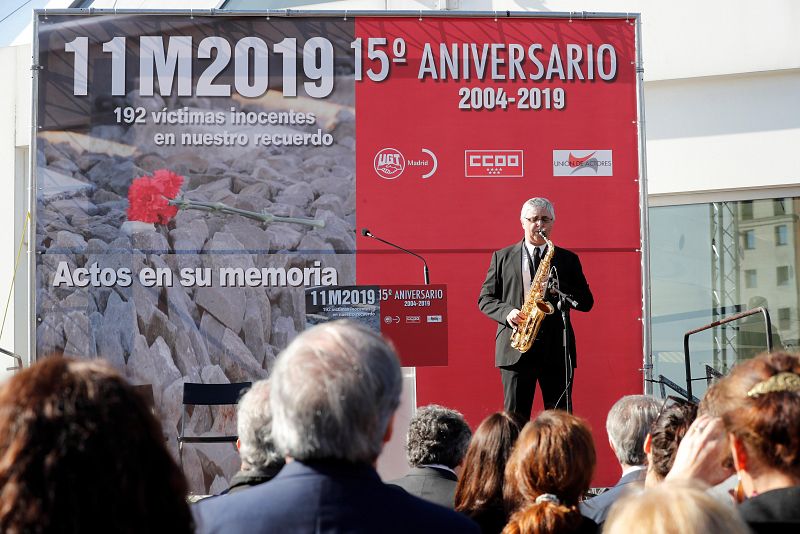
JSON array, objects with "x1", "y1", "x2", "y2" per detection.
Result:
[
  {"x1": 777, "y1": 266, "x2": 791, "y2": 286},
  {"x1": 745, "y1": 269, "x2": 757, "y2": 288},
  {"x1": 743, "y1": 230, "x2": 756, "y2": 250},
  {"x1": 650, "y1": 195, "x2": 799, "y2": 400},
  {"x1": 774, "y1": 198, "x2": 787, "y2": 216},
  {"x1": 741, "y1": 201, "x2": 754, "y2": 220},
  {"x1": 775, "y1": 225, "x2": 788, "y2": 246},
  {"x1": 779, "y1": 307, "x2": 791, "y2": 331}
]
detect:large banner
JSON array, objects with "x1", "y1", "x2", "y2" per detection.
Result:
[{"x1": 34, "y1": 12, "x2": 643, "y2": 489}]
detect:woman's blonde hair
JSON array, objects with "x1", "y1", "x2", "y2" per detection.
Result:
[{"x1": 604, "y1": 481, "x2": 748, "y2": 534}]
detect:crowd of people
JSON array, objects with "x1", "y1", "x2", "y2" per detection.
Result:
[{"x1": 0, "y1": 320, "x2": 798, "y2": 533}]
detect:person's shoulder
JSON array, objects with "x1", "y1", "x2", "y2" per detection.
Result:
[
  {"x1": 579, "y1": 487, "x2": 622, "y2": 523},
  {"x1": 494, "y1": 242, "x2": 521, "y2": 257},
  {"x1": 193, "y1": 473, "x2": 302, "y2": 517},
  {"x1": 192, "y1": 489, "x2": 263, "y2": 533},
  {"x1": 193, "y1": 480, "x2": 273, "y2": 514},
  {"x1": 193, "y1": 479, "x2": 311, "y2": 533},
  {"x1": 738, "y1": 486, "x2": 800, "y2": 523},
  {"x1": 384, "y1": 485, "x2": 481, "y2": 532},
  {"x1": 554, "y1": 245, "x2": 580, "y2": 259},
  {"x1": 576, "y1": 515, "x2": 600, "y2": 534},
  {"x1": 385, "y1": 473, "x2": 417, "y2": 493}
]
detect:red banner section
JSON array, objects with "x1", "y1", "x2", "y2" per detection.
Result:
[
  {"x1": 379, "y1": 284, "x2": 448, "y2": 367},
  {"x1": 355, "y1": 17, "x2": 642, "y2": 486}
]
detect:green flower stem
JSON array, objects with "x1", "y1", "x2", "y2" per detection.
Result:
[{"x1": 169, "y1": 197, "x2": 325, "y2": 228}]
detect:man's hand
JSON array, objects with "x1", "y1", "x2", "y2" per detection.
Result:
[{"x1": 507, "y1": 309, "x2": 526, "y2": 327}]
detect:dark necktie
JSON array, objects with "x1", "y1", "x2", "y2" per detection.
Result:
[{"x1": 533, "y1": 247, "x2": 541, "y2": 275}]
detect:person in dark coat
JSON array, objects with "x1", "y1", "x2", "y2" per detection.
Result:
[
  {"x1": 664, "y1": 352, "x2": 800, "y2": 533},
  {"x1": 388, "y1": 404, "x2": 472, "y2": 508},
  {"x1": 193, "y1": 320, "x2": 480, "y2": 534},
  {"x1": 223, "y1": 379, "x2": 284, "y2": 494},
  {"x1": 580, "y1": 395, "x2": 659, "y2": 526},
  {"x1": 479, "y1": 197, "x2": 593, "y2": 418},
  {"x1": 714, "y1": 351, "x2": 800, "y2": 533}
]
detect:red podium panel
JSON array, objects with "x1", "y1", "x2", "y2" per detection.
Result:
[{"x1": 379, "y1": 285, "x2": 448, "y2": 367}]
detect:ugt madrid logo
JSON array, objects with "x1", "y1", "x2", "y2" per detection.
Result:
[{"x1": 374, "y1": 148, "x2": 406, "y2": 180}]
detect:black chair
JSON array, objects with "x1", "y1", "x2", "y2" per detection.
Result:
[{"x1": 178, "y1": 382, "x2": 252, "y2": 467}]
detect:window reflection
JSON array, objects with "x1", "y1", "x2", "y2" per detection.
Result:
[
  {"x1": 743, "y1": 230, "x2": 756, "y2": 250},
  {"x1": 650, "y1": 197, "x2": 798, "y2": 399},
  {"x1": 741, "y1": 200, "x2": 753, "y2": 220},
  {"x1": 745, "y1": 269, "x2": 757, "y2": 288},
  {"x1": 776, "y1": 225, "x2": 788, "y2": 246},
  {"x1": 774, "y1": 198, "x2": 787, "y2": 216}
]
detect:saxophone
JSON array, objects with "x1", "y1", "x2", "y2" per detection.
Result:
[{"x1": 510, "y1": 231, "x2": 555, "y2": 353}]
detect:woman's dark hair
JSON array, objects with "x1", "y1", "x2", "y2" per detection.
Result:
[
  {"x1": 455, "y1": 412, "x2": 525, "y2": 518},
  {"x1": 503, "y1": 411, "x2": 596, "y2": 534},
  {"x1": 0, "y1": 356, "x2": 194, "y2": 533},
  {"x1": 648, "y1": 402, "x2": 698, "y2": 479},
  {"x1": 716, "y1": 351, "x2": 800, "y2": 478}
]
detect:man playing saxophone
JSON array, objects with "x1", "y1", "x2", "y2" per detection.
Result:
[{"x1": 478, "y1": 198, "x2": 593, "y2": 418}]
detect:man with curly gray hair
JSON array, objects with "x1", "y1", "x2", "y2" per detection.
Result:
[{"x1": 388, "y1": 404, "x2": 472, "y2": 508}]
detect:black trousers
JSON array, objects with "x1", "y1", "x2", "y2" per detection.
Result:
[{"x1": 499, "y1": 349, "x2": 573, "y2": 420}]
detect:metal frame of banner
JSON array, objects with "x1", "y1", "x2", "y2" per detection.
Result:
[
  {"x1": 36, "y1": 9, "x2": 641, "y2": 19},
  {"x1": 29, "y1": 15, "x2": 41, "y2": 367},
  {"x1": 634, "y1": 16, "x2": 653, "y2": 395}
]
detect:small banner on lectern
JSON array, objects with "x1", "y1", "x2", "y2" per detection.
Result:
[
  {"x1": 305, "y1": 285, "x2": 381, "y2": 329},
  {"x1": 305, "y1": 284, "x2": 448, "y2": 367}
]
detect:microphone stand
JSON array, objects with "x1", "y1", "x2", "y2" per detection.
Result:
[
  {"x1": 361, "y1": 229, "x2": 430, "y2": 285},
  {"x1": 550, "y1": 281, "x2": 575, "y2": 413}
]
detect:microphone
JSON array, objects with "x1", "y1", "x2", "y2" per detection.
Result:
[
  {"x1": 360, "y1": 228, "x2": 430, "y2": 285},
  {"x1": 558, "y1": 294, "x2": 580, "y2": 310}
]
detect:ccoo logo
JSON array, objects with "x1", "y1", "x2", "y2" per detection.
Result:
[
  {"x1": 374, "y1": 148, "x2": 406, "y2": 180},
  {"x1": 465, "y1": 150, "x2": 524, "y2": 178}
]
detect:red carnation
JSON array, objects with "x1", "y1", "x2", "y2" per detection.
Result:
[{"x1": 127, "y1": 169, "x2": 184, "y2": 224}]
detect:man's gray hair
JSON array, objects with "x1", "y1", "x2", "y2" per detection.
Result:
[
  {"x1": 270, "y1": 320, "x2": 402, "y2": 464},
  {"x1": 236, "y1": 379, "x2": 284, "y2": 471},
  {"x1": 606, "y1": 395, "x2": 660, "y2": 467},
  {"x1": 406, "y1": 404, "x2": 472, "y2": 469},
  {"x1": 520, "y1": 198, "x2": 556, "y2": 221}
]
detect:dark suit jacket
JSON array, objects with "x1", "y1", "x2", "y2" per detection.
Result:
[
  {"x1": 388, "y1": 466, "x2": 458, "y2": 509},
  {"x1": 738, "y1": 486, "x2": 800, "y2": 534},
  {"x1": 193, "y1": 459, "x2": 481, "y2": 534},
  {"x1": 221, "y1": 464, "x2": 282, "y2": 495},
  {"x1": 579, "y1": 468, "x2": 646, "y2": 525},
  {"x1": 479, "y1": 240, "x2": 593, "y2": 367}
]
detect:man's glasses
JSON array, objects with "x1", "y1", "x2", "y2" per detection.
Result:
[{"x1": 524, "y1": 216, "x2": 553, "y2": 224}]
